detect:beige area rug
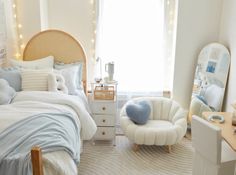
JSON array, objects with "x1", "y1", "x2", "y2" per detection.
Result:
[{"x1": 78, "y1": 136, "x2": 193, "y2": 175}]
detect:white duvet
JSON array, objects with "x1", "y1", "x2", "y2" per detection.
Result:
[{"x1": 0, "y1": 91, "x2": 97, "y2": 175}]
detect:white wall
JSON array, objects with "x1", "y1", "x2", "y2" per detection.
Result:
[
  {"x1": 16, "y1": 0, "x2": 95, "y2": 82},
  {"x1": 219, "y1": 0, "x2": 236, "y2": 112},
  {"x1": 173, "y1": 0, "x2": 222, "y2": 109},
  {"x1": 40, "y1": 0, "x2": 48, "y2": 30},
  {"x1": 47, "y1": 0, "x2": 95, "y2": 82},
  {"x1": 16, "y1": 0, "x2": 41, "y2": 47}
]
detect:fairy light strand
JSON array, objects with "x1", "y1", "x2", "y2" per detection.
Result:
[
  {"x1": 91, "y1": 0, "x2": 97, "y2": 63},
  {"x1": 13, "y1": 0, "x2": 24, "y2": 59}
]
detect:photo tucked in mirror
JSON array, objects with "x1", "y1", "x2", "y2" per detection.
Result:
[{"x1": 189, "y1": 43, "x2": 230, "y2": 124}]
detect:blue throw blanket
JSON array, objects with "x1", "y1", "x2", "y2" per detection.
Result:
[{"x1": 0, "y1": 112, "x2": 81, "y2": 175}]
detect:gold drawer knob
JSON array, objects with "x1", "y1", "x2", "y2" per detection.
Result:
[
  {"x1": 102, "y1": 119, "x2": 106, "y2": 123},
  {"x1": 102, "y1": 132, "x2": 106, "y2": 135},
  {"x1": 102, "y1": 107, "x2": 106, "y2": 111}
]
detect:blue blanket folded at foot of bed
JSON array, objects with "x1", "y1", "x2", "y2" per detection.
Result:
[{"x1": 0, "y1": 112, "x2": 81, "y2": 175}]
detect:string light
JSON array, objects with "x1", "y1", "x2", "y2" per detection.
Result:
[
  {"x1": 15, "y1": 53, "x2": 21, "y2": 59},
  {"x1": 13, "y1": 0, "x2": 24, "y2": 59},
  {"x1": 18, "y1": 24, "x2": 22, "y2": 28},
  {"x1": 20, "y1": 44, "x2": 25, "y2": 49},
  {"x1": 90, "y1": 0, "x2": 97, "y2": 63}
]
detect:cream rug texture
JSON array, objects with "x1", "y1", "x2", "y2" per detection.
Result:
[{"x1": 78, "y1": 136, "x2": 193, "y2": 175}]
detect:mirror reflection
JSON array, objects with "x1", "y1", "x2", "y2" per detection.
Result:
[{"x1": 189, "y1": 43, "x2": 230, "y2": 122}]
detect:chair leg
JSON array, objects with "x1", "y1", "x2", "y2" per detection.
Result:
[
  {"x1": 167, "y1": 145, "x2": 171, "y2": 153},
  {"x1": 133, "y1": 144, "x2": 140, "y2": 152}
]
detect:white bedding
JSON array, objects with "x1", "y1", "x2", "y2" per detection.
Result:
[{"x1": 0, "y1": 91, "x2": 97, "y2": 175}]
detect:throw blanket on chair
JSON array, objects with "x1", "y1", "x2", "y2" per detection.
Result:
[{"x1": 0, "y1": 112, "x2": 80, "y2": 175}]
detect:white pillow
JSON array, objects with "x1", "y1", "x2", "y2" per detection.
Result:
[
  {"x1": 10, "y1": 56, "x2": 54, "y2": 69},
  {"x1": 21, "y1": 69, "x2": 52, "y2": 91},
  {"x1": 54, "y1": 66, "x2": 78, "y2": 95},
  {"x1": 48, "y1": 73, "x2": 68, "y2": 94}
]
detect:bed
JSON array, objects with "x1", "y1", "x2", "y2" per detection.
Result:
[{"x1": 0, "y1": 30, "x2": 97, "y2": 175}]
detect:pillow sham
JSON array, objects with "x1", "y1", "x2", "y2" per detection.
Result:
[
  {"x1": 9, "y1": 56, "x2": 54, "y2": 69},
  {"x1": 54, "y1": 65, "x2": 80, "y2": 95},
  {"x1": 0, "y1": 79, "x2": 16, "y2": 105},
  {"x1": 21, "y1": 69, "x2": 52, "y2": 91},
  {"x1": 126, "y1": 100, "x2": 151, "y2": 125},
  {"x1": 0, "y1": 67, "x2": 21, "y2": 91},
  {"x1": 54, "y1": 62, "x2": 83, "y2": 90}
]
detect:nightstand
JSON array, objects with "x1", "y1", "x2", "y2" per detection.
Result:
[{"x1": 89, "y1": 82, "x2": 118, "y2": 145}]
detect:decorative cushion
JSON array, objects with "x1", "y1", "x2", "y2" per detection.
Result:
[
  {"x1": 126, "y1": 100, "x2": 151, "y2": 125},
  {"x1": 0, "y1": 67, "x2": 21, "y2": 91},
  {"x1": 48, "y1": 73, "x2": 68, "y2": 94},
  {"x1": 54, "y1": 66, "x2": 79, "y2": 95},
  {"x1": 54, "y1": 62, "x2": 83, "y2": 90},
  {"x1": 21, "y1": 69, "x2": 52, "y2": 91},
  {"x1": 9, "y1": 56, "x2": 54, "y2": 69},
  {"x1": 0, "y1": 79, "x2": 16, "y2": 105}
]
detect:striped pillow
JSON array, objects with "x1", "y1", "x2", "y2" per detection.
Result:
[{"x1": 21, "y1": 69, "x2": 52, "y2": 91}]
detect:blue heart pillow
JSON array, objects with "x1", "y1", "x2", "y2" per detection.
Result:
[{"x1": 126, "y1": 100, "x2": 151, "y2": 125}]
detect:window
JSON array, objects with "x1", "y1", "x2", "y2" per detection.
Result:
[{"x1": 96, "y1": 0, "x2": 177, "y2": 95}]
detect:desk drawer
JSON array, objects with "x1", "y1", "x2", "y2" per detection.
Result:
[
  {"x1": 94, "y1": 115, "x2": 115, "y2": 126},
  {"x1": 94, "y1": 127, "x2": 115, "y2": 140},
  {"x1": 91, "y1": 101, "x2": 116, "y2": 114}
]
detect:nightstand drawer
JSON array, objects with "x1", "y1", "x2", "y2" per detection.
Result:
[
  {"x1": 91, "y1": 101, "x2": 116, "y2": 114},
  {"x1": 94, "y1": 115, "x2": 115, "y2": 126},
  {"x1": 94, "y1": 127, "x2": 115, "y2": 140}
]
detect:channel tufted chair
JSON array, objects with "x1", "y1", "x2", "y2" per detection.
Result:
[{"x1": 120, "y1": 97, "x2": 188, "y2": 152}]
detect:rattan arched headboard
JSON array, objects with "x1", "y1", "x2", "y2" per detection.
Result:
[{"x1": 23, "y1": 30, "x2": 87, "y2": 92}]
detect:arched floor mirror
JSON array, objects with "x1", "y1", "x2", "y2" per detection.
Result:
[{"x1": 189, "y1": 43, "x2": 230, "y2": 123}]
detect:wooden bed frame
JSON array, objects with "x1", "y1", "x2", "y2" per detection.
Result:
[{"x1": 22, "y1": 30, "x2": 87, "y2": 175}]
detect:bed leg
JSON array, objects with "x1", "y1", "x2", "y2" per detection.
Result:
[
  {"x1": 31, "y1": 146, "x2": 44, "y2": 175},
  {"x1": 133, "y1": 144, "x2": 140, "y2": 152}
]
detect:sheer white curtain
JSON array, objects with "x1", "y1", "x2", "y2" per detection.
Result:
[
  {"x1": 96, "y1": 0, "x2": 177, "y2": 97},
  {"x1": 1, "y1": 0, "x2": 19, "y2": 66}
]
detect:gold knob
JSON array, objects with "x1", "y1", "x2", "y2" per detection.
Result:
[
  {"x1": 102, "y1": 132, "x2": 105, "y2": 135},
  {"x1": 102, "y1": 119, "x2": 106, "y2": 123},
  {"x1": 102, "y1": 107, "x2": 106, "y2": 110}
]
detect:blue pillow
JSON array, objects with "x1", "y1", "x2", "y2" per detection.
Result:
[
  {"x1": 0, "y1": 79, "x2": 16, "y2": 105},
  {"x1": 126, "y1": 100, "x2": 151, "y2": 125},
  {"x1": 0, "y1": 68, "x2": 21, "y2": 91}
]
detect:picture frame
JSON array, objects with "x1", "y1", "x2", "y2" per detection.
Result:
[{"x1": 206, "y1": 61, "x2": 217, "y2": 73}]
